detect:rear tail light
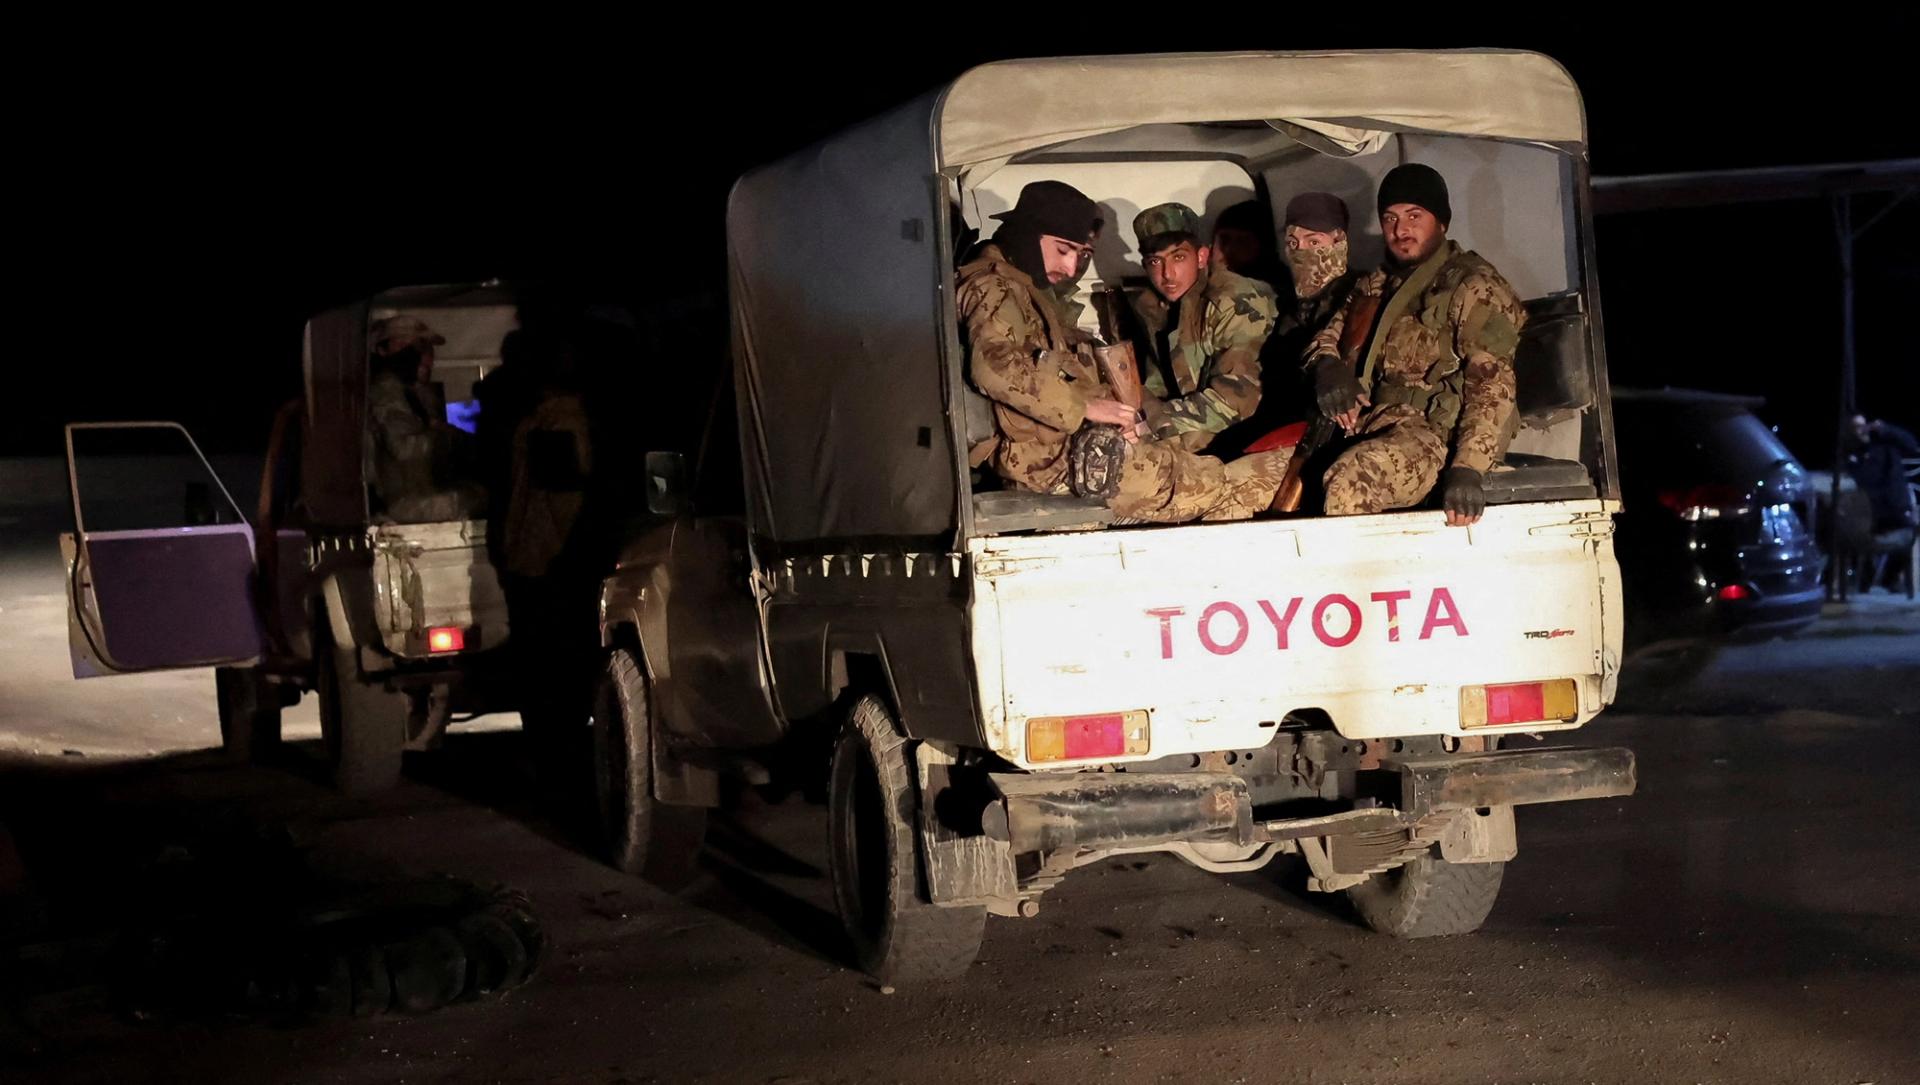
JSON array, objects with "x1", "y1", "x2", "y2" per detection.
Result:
[
  {"x1": 1716, "y1": 583, "x2": 1752, "y2": 601},
  {"x1": 1460, "y1": 679, "x2": 1579, "y2": 728},
  {"x1": 427, "y1": 627, "x2": 466, "y2": 653},
  {"x1": 1657, "y1": 484, "x2": 1749, "y2": 521},
  {"x1": 1026, "y1": 711, "x2": 1151, "y2": 763}
]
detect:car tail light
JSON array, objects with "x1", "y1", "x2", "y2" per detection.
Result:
[
  {"x1": 427, "y1": 627, "x2": 466, "y2": 653},
  {"x1": 1716, "y1": 584, "x2": 1752, "y2": 601},
  {"x1": 1460, "y1": 679, "x2": 1579, "y2": 728},
  {"x1": 1026, "y1": 711, "x2": 1150, "y2": 763},
  {"x1": 1657, "y1": 484, "x2": 1749, "y2": 521}
]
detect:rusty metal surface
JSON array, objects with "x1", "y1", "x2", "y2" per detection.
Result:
[
  {"x1": 1386, "y1": 746, "x2": 1636, "y2": 815},
  {"x1": 993, "y1": 772, "x2": 1247, "y2": 854}
]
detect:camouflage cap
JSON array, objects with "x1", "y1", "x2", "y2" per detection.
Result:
[
  {"x1": 1133, "y1": 203, "x2": 1201, "y2": 253},
  {"x1": 369, "y1": 315, "x2": 447, "y2": 354}
]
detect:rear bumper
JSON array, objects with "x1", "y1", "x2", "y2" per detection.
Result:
[
  {"x1": 987, "y1": 746, "x2": 1637, "y2": 855},
  {"x1": 1718, "y1": 584, "x2": 1824, "y2": 638}
]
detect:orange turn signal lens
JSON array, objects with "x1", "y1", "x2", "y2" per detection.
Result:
[
  {"x1": 1025, "y1": 711, "x2": 1150, "y2": 763},
  {"x1": 1460, "y1": 679, "x2": 1579, "y2": 728}
]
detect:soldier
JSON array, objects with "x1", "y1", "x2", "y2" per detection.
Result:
[
  {"x1": 366, "y1": 315, "x2": 486, "y2": 522},
  {"x1": 1127, "y1": 203, "x2": 1278, "y2": 453},
  {"x1": 1208, "y1": 199, "x2": 1286, "y2": 290},
  {"x1": 959, "y1": 182, "x2": 1287, "y2": 522},
  {"x1": 959, "y1": 180, "x2": 1136, "y2": 495},
  {"x1": 1212, "y1": 192, "x2": 1361, "y2": 458},
  {"x1": 1306, "y1": 164, "x2": 1526, "y2": 526},
  {"x1": 1278, "y1": 192, "x2": 1360, "y2": 360}
]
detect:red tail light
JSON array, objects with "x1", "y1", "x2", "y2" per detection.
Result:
[
  {"x1": 1026, "y1": 711, "x2": 1151, "y2": 763},
  {"x1": 1716, "y1": 584, "x2": 1752, "y2": 601},
  {"x1": 1657, "y1": 485, "x2": 1748, "y2": 521},
  {"x1": 427, "y1": 627, "x2": 465, "y2": 653},
  {"x1": 1460, "y1": 679, "x2": 1580, "y2": 728}
]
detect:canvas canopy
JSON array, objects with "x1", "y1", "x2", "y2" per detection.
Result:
[{"x1": 936, "y1": 51, "x2": 1586, "y2": 168}]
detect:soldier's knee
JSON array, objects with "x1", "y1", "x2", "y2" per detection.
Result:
[{"x1": 1322, "y1": 459, "x2": 1379, "y2": 516}]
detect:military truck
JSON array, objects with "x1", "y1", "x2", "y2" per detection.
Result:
[{"x1": 589, "y1": 50, "x2": 1637, "y2": 983}]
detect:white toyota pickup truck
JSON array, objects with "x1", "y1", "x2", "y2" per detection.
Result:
[{"x1": 590, "y1": 50, "x2": 1636, "y2": 984}]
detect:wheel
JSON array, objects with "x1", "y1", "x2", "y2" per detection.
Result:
[
  {"x1": 1347, "y1": 852, "x2": 1506, "y2": 938},
  {"x1": 215, "y1": 665, "x2": 282, "y2": 764},
  {"x1": 314, "y1": 615, "x2": 408, "y2": 796},
  {"x1": 592, "y1": 648, "x2": 707, "y2": 887},
  {"x1": 827, "y1": 695, "x2": 985, "y2": 983}
]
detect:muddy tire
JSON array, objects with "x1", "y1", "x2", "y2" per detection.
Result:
[
  {"x1": 1347, "y1": 853, "x2": 1506, "y2": 938},
  {"x1": 314, "y1": 618, "x2": 408, "y2": 796},
  {"x1": 827, "y1": 695, "x2": 985, "y2": 983},
  {"x1": 592, "y1": 649, "x2": 707, "y2": 888},
  {"x1": 215, "y1": 666, "x2": 282, "y2": 765}
]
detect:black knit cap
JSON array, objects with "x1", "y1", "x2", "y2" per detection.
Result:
[
  {"x1": 1376, "y1": 164, "x2": 1452, "y2": 226},
  {"x1": 1284, "y1": 192, "x2": 1349, "y2": 233}
]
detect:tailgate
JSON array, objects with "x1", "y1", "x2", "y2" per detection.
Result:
[
  {"x1": 371, "y1": 520, "x2": 509, "y2": 658},
  {"x1": 969, "y1": 501, "x2": 1622, "y2": 768}
]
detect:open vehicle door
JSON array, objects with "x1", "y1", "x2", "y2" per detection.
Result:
[{"x1": 62, "y1": 421, "x2": 263, "y2": 676}]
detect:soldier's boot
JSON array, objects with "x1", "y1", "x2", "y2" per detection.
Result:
[{"x1": 1068, "y1": 425, "x2": 1129, "y2": 500}]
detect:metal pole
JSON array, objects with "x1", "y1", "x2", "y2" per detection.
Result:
[{"x1": 1828, "y1": 195, "x2": 1856, "y2": 599}]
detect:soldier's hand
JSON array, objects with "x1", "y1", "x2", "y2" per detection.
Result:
[
  {"x1": 1440, "y1": 467, "x2": 1486, "y2": 526},
  {"x1": 1312, "y1": 356, "x2": 1369, "y2": 432},
  {"x1": 1084, "y1": 398, "x2": 1143, "y2": 443}
]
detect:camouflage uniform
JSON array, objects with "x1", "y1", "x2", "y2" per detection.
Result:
[
  {"x1": 1131, "y1": 264, "x2": 1277, "y2": 452},
  {"x1": 959, "y1": 242, "x2": 1290, "y2": 522},
  {"x1": 366, "y1": 316, "x2": 486, "y2": 522},
  {"x1": 958, "y1": 242, "x2": 1099, "y2": 494},
  {"x1": 1106, "y1": 442, "x2": 1293, "y2": 522},
  {"x1": 1306, "y1": 240, "x2": 1525, "y2": 515},
  {"x1": 367, "y1": 373, "x2": 486, "y2": 521}
]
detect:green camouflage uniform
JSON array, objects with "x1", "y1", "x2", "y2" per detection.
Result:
[
  {"x1": 959, "y1": 242, "x2": 1289, "y2": 521},
  {"x1": 1131, "y1": 264, "x2": 1277, "y2": 452},
  {"x1": 367, "y1": 372, "x2": 486, "y2": 522},
  {"x1": 1306, "y1": 239, "x2": 1525, "y2": 515}
]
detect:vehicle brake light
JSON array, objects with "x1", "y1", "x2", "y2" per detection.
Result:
[
  {"x1": 1716, "y1": 584, "x2": 1752, "y2": 601},
  {"x1": 428, "y1": 627, "x2": 465, "y2": 653},
  {"x1": 1459, "y1": 679, "x2": 1579, "y2": 728},
  {"x1": 1657, "y1": 484, "x2": 1749, "y2": 522},
  {"x1": 1026, "y1": 711, "x2": 1150, "y2": 763}
]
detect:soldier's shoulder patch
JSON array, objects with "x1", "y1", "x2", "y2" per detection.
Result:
[
  {"x1": 1465, "y1": 308, "x2": 1522, "y2": 358},
  {"x1": 1227, "y1": 291, "x2": 1273, "y2": 322}
]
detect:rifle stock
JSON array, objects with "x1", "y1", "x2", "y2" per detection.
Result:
[
  {"x1": 1269, "y1": 415, "x2": 1334, "y2": 513},
  {"x1": 1090, "y1": 288, "x2": 1145, "y2": 410}
]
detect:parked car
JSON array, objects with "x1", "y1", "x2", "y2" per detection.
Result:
[{"x1": 1612, "y1": 388, "x2": 1824, "y2": 649}]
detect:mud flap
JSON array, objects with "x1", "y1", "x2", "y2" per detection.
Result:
[{"x1": 915, "y1": 744, "x2": 1016, "y2": 909}]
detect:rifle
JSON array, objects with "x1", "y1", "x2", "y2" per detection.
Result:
[
  {"x1": 1268, "y1": 290, "x2": 1385, "y2": 513},
  {"x1": 1088, "y1": 287, "x2": 1145, "y2": 411}
]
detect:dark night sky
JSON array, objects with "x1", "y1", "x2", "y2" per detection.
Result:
[{"x1": 18, "y1": 28, "x2": 1917, "y2": 470}]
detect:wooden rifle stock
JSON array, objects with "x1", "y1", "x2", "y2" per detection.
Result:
[{"x1": 1090, "y1": 287, "x2": 1145, "y2": 410}]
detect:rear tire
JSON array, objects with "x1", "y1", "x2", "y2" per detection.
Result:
[
  {"x1": 827, "y1": 695, "x2": 985, "y2": 983},
  {"x1": 314, "y1": 618, "x2": 408, "y2": 796},
  {"x1": 592, "y1": 648, "x2": 706, "y2": 887},
  {"x1": 215, "y1": 666, "x2": 282, "y2": 764},
  {"x1": 1347, "y1": 852, "x2": 1505, "y2": 938}
]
